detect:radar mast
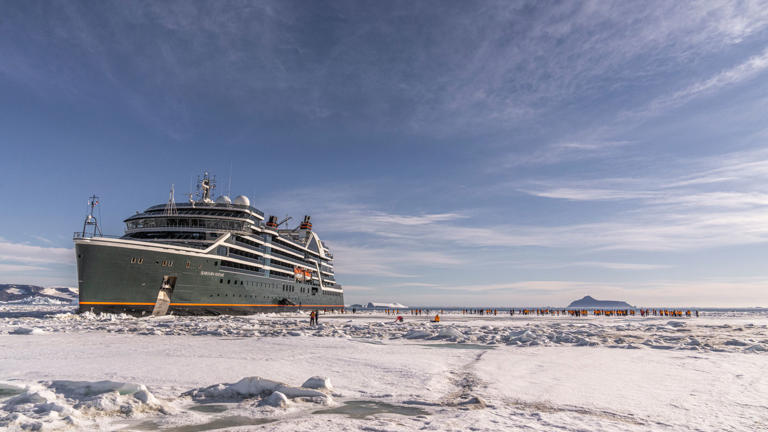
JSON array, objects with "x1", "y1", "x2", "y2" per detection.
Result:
[
  {"x1": 81, "y1": 195, "x2": 102, "y2": 237},
  {"x1": 195, "y1": 172, "x2": 216, "y2": 203}
]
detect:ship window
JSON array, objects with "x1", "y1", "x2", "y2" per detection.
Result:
[
  {"x1": 130, "y1": 257, "x2": 136, "y2": 263},
  {"x1": 219, "y1": 279, "x2": 223, "y2": 284},
  {"x1": 186, "y1": 261, "x2": 191, "y2": 269},
  {"x1": 138, "y1": 258, "x2": 143, "y2": 264},
  {"x1": 227, "y1": 280, "x2": 231, "y2": 284}
]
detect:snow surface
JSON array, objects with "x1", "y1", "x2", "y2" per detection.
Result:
[{"x1": 0, "y1": 304, "x2": 766, "y2": 431}]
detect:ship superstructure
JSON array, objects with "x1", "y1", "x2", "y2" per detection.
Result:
[{"x1": 74, "y1": 173, "x2": 343, "y2": 315}]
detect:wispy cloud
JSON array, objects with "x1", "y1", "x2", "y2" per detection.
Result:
[
  {"x1": 5, "y1": 1, "x2": 767, "y2": 139},
  {"x1": 0, "y1": 238, "x2": 74, "y2": 266},
  {"x1": 537, "y1": 261, "x2": 672, "y2": 271},
  {"x1": 499, "y1": 140, "x2": 631, "y2": 168},
  {"x1": 0, "y1": 238, "x2": 75, "y2": 286},
  {"x1": 634, "y1": 47, "x2": 768, "y2": 119}
]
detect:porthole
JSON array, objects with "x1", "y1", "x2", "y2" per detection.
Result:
[
  {"x1": 186, "y1": 261, "x2": 191, "y2": 269},
  {"x1": 130, "y1": 257, "x2": 136, "y2": 264},
  {"x1": 138, "y1": 258, "x2": 144, "y2": 264}
]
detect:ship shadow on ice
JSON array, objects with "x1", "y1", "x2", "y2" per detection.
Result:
[{"x1": 313, "y1": 400, "x2": 429, "y2": 419}]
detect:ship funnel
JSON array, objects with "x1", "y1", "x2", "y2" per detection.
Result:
[
  {"x1": 266, "y1": 215, "x2": 278, "y2": 228},
  {"x1": 300, "y1": 215, "x2": 312, "y2": 231}
]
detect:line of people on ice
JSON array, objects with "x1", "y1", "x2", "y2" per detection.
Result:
[
  {"x1": 503, "y1": 308, "x2": 699, "y2": 317},
  {"x1": 461, "y1": 309, "x2": 499, "y2": 315}
]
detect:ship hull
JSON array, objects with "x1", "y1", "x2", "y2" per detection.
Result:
[{"x1": 75, "y1": 238, "x2": 344, "y2": 316}]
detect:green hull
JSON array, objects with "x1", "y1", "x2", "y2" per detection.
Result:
[{"x1": 75, "y1": 238, "x2": 344, "y2": 316}]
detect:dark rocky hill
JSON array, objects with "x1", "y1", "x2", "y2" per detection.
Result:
[{"x1": 567, "y1": 295, "x2": 633, "y2": 309}]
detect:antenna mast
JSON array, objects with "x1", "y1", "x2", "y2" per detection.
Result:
[
  {"x1": 164, "y1": 184, "x2": 178, "y2": 215},
  {"x1": 81, "y1": 195, "x2": 103, "y2": 237}
]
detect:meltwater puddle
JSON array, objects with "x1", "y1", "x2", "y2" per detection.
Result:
[
  {"x1": 187, "y1": 404, "x2": 230, "y2": 413},
  {"x1": 127, "y1": 416, "x2": 276, "y2": 432},
  {"x1": 313, "y1": 400, "x2": 429, "y2": 419}
]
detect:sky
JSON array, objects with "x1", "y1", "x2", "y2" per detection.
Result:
[{"x1": 2, "y1": 0, "x2": 768, "y2": 307}]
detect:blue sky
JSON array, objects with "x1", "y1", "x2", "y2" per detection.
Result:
[{"x1": 2, "y1": 1, "x2": 768, "y2": 307}]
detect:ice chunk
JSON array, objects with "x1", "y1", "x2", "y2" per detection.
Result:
[
  {"x1": 404, "y1": 330, "x2": 431, "y2": 339},
  {"x1": 49, "y1": 380, "x2": 143, "y2": 397},
  {"x1": 9, "y1": 327, "x2": 45, "y2": 335},
  {"x1": 228, "y1": 377, "x2": 282, "y2": 397},
  {"x1": 0, "y1": 380, "x2": 164, "y2": 431},
  {"x1": 184, "y1": 377, "x2": 331, "y2": 404},
  {"x1": 302, "y1": 376, "x2": 334, "y2": 392},
  {"x1": 264, "y1": 391, "x2": 289, "y2": 408},
  {"x1": 430, "y1": 327, "x2": 465, "y2": 340}
]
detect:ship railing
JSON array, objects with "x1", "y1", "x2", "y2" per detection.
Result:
[
  {"x1": 73, "y1": 232, "x2": 121, "y2": 240},
  {"x1": 267, "y1": 273, "x2": 293, "y2": 281},
  {"x1": 227, "y1": 251, "x2": 264, "y2": 265},
  {"x1": 269, "y1": 261, "x2": 294, "y2": 271},
  {"x1": 268, "y1": 253, "x2": 310, "y2": 269},
  {"x1": 233, "y1": 239, "x2": 266, "y2": 253}
]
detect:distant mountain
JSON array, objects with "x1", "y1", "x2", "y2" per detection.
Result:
[
  {"x1": 0, "y1": 284, "x2": 78, "y2": 303},
  {"x1": 567, "y1": 295, "x2": 632, "y2": 309}
]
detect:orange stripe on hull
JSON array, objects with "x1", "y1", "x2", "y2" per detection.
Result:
[{"x1": 79, "y1": 301, "x2": 155, "y2": 306}]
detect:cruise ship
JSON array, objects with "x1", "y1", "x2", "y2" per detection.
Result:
[{"x1": 74, "y1": 173, "x2": 344, "y2": 315}]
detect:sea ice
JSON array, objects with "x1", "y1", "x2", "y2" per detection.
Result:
[{"x1": 1, "y1": 305, "x2": 767, "y2": 431}]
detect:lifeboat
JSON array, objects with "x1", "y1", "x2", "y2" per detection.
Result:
[{"x1": 293, "y1": 267, "x2": 304, "y2": 281}]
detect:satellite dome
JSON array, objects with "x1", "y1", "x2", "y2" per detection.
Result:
[
  {"x1": 216, "y1": 195, "x2": 232, "y2": 204},
  {"x1": 233, "y1": 195, "x2": 250, "y2": 206}
]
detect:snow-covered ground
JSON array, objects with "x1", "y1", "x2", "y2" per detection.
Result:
[{"x1": 1, "y1": 305, "x2": 766, "y2": 431}]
